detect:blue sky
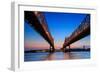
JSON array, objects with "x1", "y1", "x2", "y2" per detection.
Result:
[{"x1": 24, "y1": 11, "x2": 90, "y2": 50}]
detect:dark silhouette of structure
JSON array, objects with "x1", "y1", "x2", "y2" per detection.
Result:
[
  {"x1": 25, "y1": 11, "x2": 55, "y2": 52},
  {"x1": 24, "y1": 11, "x2": 90, "y2": 53},
  {"x1": 62, "y1": 14, "x2": 90, "y2": 52}
]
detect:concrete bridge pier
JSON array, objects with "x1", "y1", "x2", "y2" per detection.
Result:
[
  {"x1": 63, "y1": 45, "x2": 70, "y2": 52},
  {"x1": 49, "y1": 46, "x2": 55, "y2": 53}
]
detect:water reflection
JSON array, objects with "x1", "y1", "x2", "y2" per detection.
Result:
[
  {"x1": 45, "y1": 52, "x2": 72, "y2": 60},
  {"x1": 24, "y1": 51, "x2": 90, "y2": 61}
]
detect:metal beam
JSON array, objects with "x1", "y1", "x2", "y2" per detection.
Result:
[
  {"x1": 63, "y1": 14, "x2": 90, "y2": 49},
  {"x1": 25, "y1": 11, "x2": 55, "y2": 51}
]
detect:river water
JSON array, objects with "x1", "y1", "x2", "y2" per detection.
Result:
[{"x1": 24, "y1": 51, "x2": 90, "y2": 62}]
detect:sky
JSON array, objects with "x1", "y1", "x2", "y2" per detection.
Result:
[{"x1": 24, "y1": 11, "x2": 90, "y2": 51}]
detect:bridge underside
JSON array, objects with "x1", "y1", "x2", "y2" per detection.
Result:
[
  {"x1": 62, "y1": 15, "x2": 90, "y2": 52},
  {"x1": 63, "y1": 26, "x2": 90, "y2": 52},
  {"x1": 64, "y1": 26, "x2": 90, "y2": 48},
  {"x1": 25, "y1": 11, "x2": 55, "y2": 52}
]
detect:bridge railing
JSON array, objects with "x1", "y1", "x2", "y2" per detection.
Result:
[
  {"x1": 63, "y1": 14, "x2": 90, "y2": 47},
  {"x1": 70, "y1": 14, "x2": 90, "y2": 40},
  {"x1": 34, "y1": 12, "x2": 54, "y2": 42}
]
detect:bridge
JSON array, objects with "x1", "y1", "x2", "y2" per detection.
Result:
[
  {"x1": 25, "y1": 11, "x2": 55, "y2": 52},
  {"x1": 62, "y1": 14, "x2": 90, "y2": 52}
]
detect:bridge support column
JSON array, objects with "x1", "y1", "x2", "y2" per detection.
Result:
[
  {"x1": 63, "y1": 47, "x2": 67, "y2": 52},
  {"x1": 63, "y1": 45, "x2": 70, "y2": 52},
  {"x1": 50, "y1": 46, "x2": 55, "y2": 53},
  {"x1": 69, "y1": 45, "x2": 70, "y2": 49},
  {"x1": 68, "y1": 45, "x2": 70, "y2": 52}
]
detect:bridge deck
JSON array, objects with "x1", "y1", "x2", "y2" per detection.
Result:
[
  {"x1": 25, "y1": 11, "x2": 55, "y2": 52},
  {"x1": 63, "y1": 14, "x2": 90, "y2": 49}
]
